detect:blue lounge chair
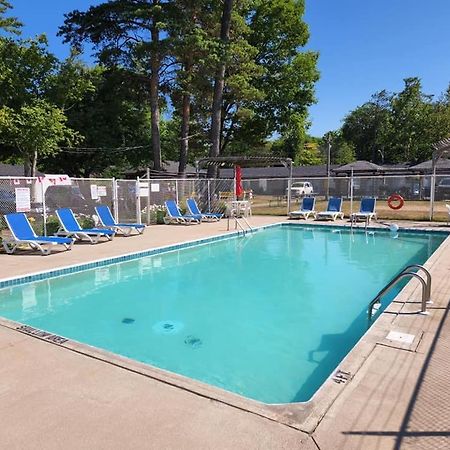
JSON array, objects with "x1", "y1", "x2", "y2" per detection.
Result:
[
  {"x1": 55, "y1": 208, "x2": 115, "y2": 243},
  {"x1": 164, "y1": 200, "x2": 201, "y2": 225},
  {"x1": 3, "y1": 212, "x2": 73, "y2": 255},
  {"x1": 95, "y1": 205, "x2": 145, "y2": 236},
  {"x1": 350, "y1": 198, "x2": 377, "y2": 223},
  {"x1": 316, "y1": 197, "x2": 344, "y2": 221},
  {"x1": 186, "y1": 198, "x2": 223, "y2": 222},
  {"x1": 289, "y1": 197, "x2": 316, "y2": 220}
]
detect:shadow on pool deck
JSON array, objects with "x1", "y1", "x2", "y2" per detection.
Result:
[{"x1": 339, "y1": 303, "x2": 450, "y2": 449}]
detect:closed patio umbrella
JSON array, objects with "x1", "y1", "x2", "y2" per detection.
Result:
[{"x1": 235, "y1": 165, "x2": 244, "y2": 199}]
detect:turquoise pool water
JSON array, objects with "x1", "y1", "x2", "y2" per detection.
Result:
[{"x1": 0, "y1": 225, "x2": 446, "y2": 403}]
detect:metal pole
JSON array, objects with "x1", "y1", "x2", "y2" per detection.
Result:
[
  {"x1": 41, "y1": 180, "x2": 47, "y2": 236},
  {"x1": 112, "y1": 178, "x2": 119, "y2": 222},
  {"x1": 287, "y1": 160, "x2": 293, "y2": 215},
  {"x1": 207, "y1": 179, "x2": 211, "y2": 212},
  {"x1": 350, "y1": 169, "x2": 354, "y2": 216},
  {"x1": 146, "y1": 167, "x2": 151, "y2": 225},
  {"x1": 136, "y1": 176, "x2": 142, "y2": 224},
  {"x1": 430, "y1": 167, "x2": 436, "y2": 221},
  {"x1": 326, "y1": 136, "x2": 331, "y2": 200}
]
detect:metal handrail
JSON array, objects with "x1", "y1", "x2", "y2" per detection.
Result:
[
  {"x1": 227, "y1": 209, "x2": 253, "y2": 235},
  {"x1": 368, "y1": 266, "x2": 431, "y2": 321},
  {"x1": 402, "y1": 264, "x2": 431, "y2": 303},
  {"x1": 239, "y1": 216, "x2": 254, "y2": 232},
  {"x1": 234, "y1": 217, "x2": 247, "y2": 234}
]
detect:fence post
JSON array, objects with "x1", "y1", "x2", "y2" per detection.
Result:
[
  {"x1": 287, "y1": 178, "x2": 292, "y2": 215},
  {"x1": 350, "y1": 170, "x2": 354, "y2": 216},
  {"x1": 207, "y1": 179, "x2": 211, "y2": 212},
  {"x1": 429, "y1": 172, "x2": 436, "y2": 221},
  {"x1": 112, "y1": 178, "x2": 119, "y2": 222},
  {"x1": 175, "y1": 179, "x2": 179, "y2": 205},
  {"x1": 136, "y1": 176, "x2": 142, "y2": 224},
  {"x1": 41, "y1": 180, "x2": 47, "y2": 236},
  {"x1": 146, "y1": 168, "x2": 151, "y2": 225}
]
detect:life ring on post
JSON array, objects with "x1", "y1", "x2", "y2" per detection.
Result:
[{"x1": 387, "y1": 194, "x2": 404, "y2": 210}]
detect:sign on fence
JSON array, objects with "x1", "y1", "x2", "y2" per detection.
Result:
[{"x1": 15, "y1": 187, "x2": 31, "y2": 212}]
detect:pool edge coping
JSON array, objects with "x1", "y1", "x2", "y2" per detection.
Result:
[{"x1": 0, "y1": 220, "x2": 449, "y2": 433}]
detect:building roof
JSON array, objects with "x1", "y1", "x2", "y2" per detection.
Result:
[
  {"x1": 410, "y1": 158, "x2": 450, "y2": 171},
  {"x1": 0, "y1": 163, "x2": 44, "y2": 177},
  {"x1": 332, "y1": 160, "x2": 383, "y2": 174}
]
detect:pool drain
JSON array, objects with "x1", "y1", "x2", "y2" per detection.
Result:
[
  {"x1": 184, "y1": 335, "x2": 202, "y2": 349},
  {"x1": 122, "y1": 318, "x2": 135, "y2": 324},
  {"x1": 152, "y1": 320, "x2": 184, "y2": 335}
]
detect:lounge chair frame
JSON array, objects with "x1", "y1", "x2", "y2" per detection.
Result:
[
  {"x1": 186, "y1": 198, "x2": 223, "y2": 222},
  {"x1": 3, "y1": 213, "x2": 73, "y2": 255},
  {"x1": 350, "y1": 198, "x2": 377, "y2": 223},
  {"x1": 316, "y1": 198, "x2": 345, "y2": 221},
  {"x1": 289, "y1": 197, "x2": 317, "y2": 220},
  {"x1": 55, "y1": 208, "x2": 115, "y2": 244},
  {"x1": 95, "y1": 205, "x2": 145, "y2": 236},
  {"x1": 164, "y1": 200, "x2": 201, "y2": 225}
]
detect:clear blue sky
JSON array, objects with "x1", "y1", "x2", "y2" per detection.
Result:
[{"x1": 9, "y1": 0, "x2": 450, "y2": 137}]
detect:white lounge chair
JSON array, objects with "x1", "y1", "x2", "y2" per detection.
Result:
[
  {"x1": 316, "y1": 197, "x2": 344, "y2": 221},
  {"x1": 350, "y1": 198, "x2": 377, "y2": 223},
  {"x1": 289, "y1": 197, "x2": 316, "y2": 220}
]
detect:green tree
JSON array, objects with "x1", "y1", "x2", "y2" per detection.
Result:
[
  {"x1": 319, "y1": 131, "x2": 355, "y2": 165},
  {"x1": 0, "y1": 35, "x2": 92, "y2": 174},
  {"x1": 341, "y1": 78, "x2": 450, "y2": 164},
  {"x1": 386, "y1": 77, "x2": 436, "y2": 162},
  {"x1": 0, "y1": 0, "x2": 21, "y2": 34},
  {"x1": 341, "y1": 90, "x2": 391, "y2": 163},
  {"x1": 60, "y1": 0, "x2": 168, "y2": 171},
  {"x1": 208, "y1": 0, "x2": 234, "y2": 177},
  {"x1": 41, "y1": 67, "x2": 152, "y2": 177},
  {"x1": 0, "y1": 101, "x2": 81, "y2": 175}
]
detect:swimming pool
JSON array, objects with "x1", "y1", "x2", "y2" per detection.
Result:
[{"x1": 0, "y1": 225, "x2": 446, "y2": 404}]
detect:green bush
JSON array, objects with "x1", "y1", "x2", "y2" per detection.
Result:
[
  {"x1": 79, "y1": 215, "x2": 95, "y2": 229},
  {"x1": 46, "y1": 215, "x2": 60, "y2": 235}
]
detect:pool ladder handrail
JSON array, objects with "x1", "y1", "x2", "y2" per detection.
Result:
[
  {"x1": 227, "y1": 210, "x2": 253, "y2": 235},
  {"x1": 368, "y1": 264, "x2": 431, "y2": 321}
]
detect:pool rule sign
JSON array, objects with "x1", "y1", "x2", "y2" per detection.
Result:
[{"x1": 15, "y1": 187, "x2": 31, "y2": 212}]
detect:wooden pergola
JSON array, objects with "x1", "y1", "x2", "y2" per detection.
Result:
[{"x1": 195, "y1": 155, "x2": 294, "y2": 213}]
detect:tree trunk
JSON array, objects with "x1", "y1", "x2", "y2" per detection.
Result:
[
  {"x1": 150, "y1": 0, "x2": 162, "y2": 172},
  {"x1": 31, "y1": 150, "x2": 37, "y2": 177},
  {"x1": 23, "y1": 151, "x2": 37, "y2": 177},
  {"x1": 208, "y1": 0, "x2": 233, "y2": 178},
  {"x1": 178, "y1": 59, "x2": 193, "y2": 176}
]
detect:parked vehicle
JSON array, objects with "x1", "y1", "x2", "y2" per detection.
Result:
[{"x1": 288, "y1": 181, "x2": 313, "y2": 198}]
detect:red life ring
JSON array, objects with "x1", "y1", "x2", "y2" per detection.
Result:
[{"x1": 387, "y1": 194, "x2": 404, "y2": 210}]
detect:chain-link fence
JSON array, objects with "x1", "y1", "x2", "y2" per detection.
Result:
[{"x1": 1, "y1": 174, "x2": 449, "y2": 238}]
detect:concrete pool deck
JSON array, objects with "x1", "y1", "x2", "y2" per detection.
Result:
[{"x1": 1, "y1": 216, "x2": 450, "y2": 449}]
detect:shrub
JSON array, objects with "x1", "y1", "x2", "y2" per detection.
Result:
[
  {"x1": 78, "y1": 215, "x2": 95, "y2": 229},
  {"x1": 46, "y1": 215, "x2": 60, "y2": 235}
]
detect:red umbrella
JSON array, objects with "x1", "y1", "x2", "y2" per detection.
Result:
[{"x1": 235, "y1": 165, "x2": 244, "y2": 199}]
